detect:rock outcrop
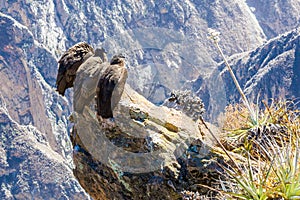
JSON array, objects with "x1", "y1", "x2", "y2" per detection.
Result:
[{"x1": 71, "y1": 83, "x2": 223, "y2": 199}]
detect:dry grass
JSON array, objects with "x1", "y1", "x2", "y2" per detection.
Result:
[
  {"x1": 219, "y1": 100, "x2": 300, "y2": 155},
  {"x1": 216, "y1": 100, "x2": 300, "y2": 199}
]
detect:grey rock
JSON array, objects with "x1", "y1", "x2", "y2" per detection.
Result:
[
  {"x1": 247, "y1": 0, "x2": 300, "y2": 39},
  {"x1": 0, "y1": 96, "x2": 90, "y2": 199},
  {"x1": 0, "y1": 13, "x2": 90, "y2": 199},
  {"x1": 199, "y1": 29, "x2": 300, "y2": 121}
]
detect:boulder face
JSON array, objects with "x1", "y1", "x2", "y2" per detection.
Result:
[
  {"x1": 198, "y1": 29, "x2": 300, "y2": 121},
  {"x1": 66, "y1": 50, "x2": 217, "y2": 199},
  {"x1": 71, "y1": 83, "x2": 222, "y2": 199}
]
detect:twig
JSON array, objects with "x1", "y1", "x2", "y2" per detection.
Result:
[{"x1": 199, "y1": 117, "x2": 243, "y2": 174}]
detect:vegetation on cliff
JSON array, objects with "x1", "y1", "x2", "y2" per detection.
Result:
[
  {"x1": 196, "y1": 31, "x2": 300, "y2": 199},
  {"x1": 211, "y1": 100, "x2": 300, "y2": 199}
]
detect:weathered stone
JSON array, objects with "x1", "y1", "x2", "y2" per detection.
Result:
[{"x1": 71, "y1": 84, "x2": 224, "y2": 199}]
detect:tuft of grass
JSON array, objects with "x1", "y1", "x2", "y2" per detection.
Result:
[
  {"x1": 220, "y1": 100, "x2": 300, "y2": 158},
  {"x1": 222, "y1": 136, "x2": 300, "y2": 199},
  {"x1": 217, "y1": 100, "x2": 300, "y2": 199},
  {"x1": 206, "y1": 29, "x2": 300, "y2": 199}
]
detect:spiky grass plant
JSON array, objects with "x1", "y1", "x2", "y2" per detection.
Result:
[
  {"x1": 199, "y1": 100, "x2": 300, "y2": 198},
  {"x1": 214, "y1": 99, "x2": 300, "y2": 198},
  {"x1": 220, "y1": 100, "x2": 300, "y2": 158},
  {"x1": 222, "y1": 134, "x2": 300, "y2": 199},
  {"x1": 271, "y1": 142, "x2": 300, "y2": 199}
]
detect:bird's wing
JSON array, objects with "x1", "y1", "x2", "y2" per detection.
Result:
[
  {"x1": 96, "y1": 65, "x2": 128, "y2": 119},
  {"x1": 96, "y1": 68, "x2": 117, "y2": 118},
  {"x1": 56, "y1": 42, "x2": 94, "y2": 96},
  {"x1": 111, "y1": 67, "x2": 128, "y2": 109},
  {"x1": 56, "y1": 53, "x2": 85, "y2": 95}
]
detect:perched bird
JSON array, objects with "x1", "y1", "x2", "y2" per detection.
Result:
[
  {"x1": 72, "y1": 47, "x2": 107, "y2": 114},
  {"x1": 55, "y1": 42, "x2": 127, "y2": 125},
  {"x1": 56, "y1": 42, "x2": 94, "y2": 96},
  {"x1": 96, "y1": 54, "x2": 128, "y2": 119}
]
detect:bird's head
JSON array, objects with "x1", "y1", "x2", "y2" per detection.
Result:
[
  {"x1": 95, "y1": 47, "x2": 108, "y2": 62},
  {"x1": 110, "y1": 54, "x2": 126, "y2": 66}
]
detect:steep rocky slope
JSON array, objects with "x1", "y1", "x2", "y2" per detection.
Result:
[
  {"x1": 1, "y1": 0, "x2": 266, "y2": 54},
  {"x1": 0, "y1": 13, "x2": 90, "y2": 198},
  {"x1": 198, "y1": 29, "x2": 300, "y2": 120},
  {"x1": 0, "y1": 13, "x2": 70, "y2": 159},
  {"x1": 0, "y1": 96, "x2": 90, "y2": 199},
  {"x1": 247, "y1": 0, "x2": 300, "y2": 39},
  {"x1": 1, "y1": 0, "x2": 268, "y2": 103}
]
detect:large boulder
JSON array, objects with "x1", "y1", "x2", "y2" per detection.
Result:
[{"x1": 71, "y1": 79, "x2": 224, "y2": 199}]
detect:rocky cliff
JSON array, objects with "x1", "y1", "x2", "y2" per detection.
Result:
[
  {"x1": 198, "y1": 29, "x2": 300, "y2": 120},
  {"x1": 1, "y1": 0, "x2": 269, "y2": 103},
  {"x1": 0, "y1": 95, "x2": 90, "y2": 199},
  {"x1": 246, "y1": 0, "x2": 300, "y2": 39},
  {"x1": 0, "y1": 13, "x2": 91, "y2": 198},
  {"x1": 0, "y1": 0, "x2": 300, "y2": 199},
  {"x1": 0, "y1": 12, "x2": 72, "y2": 159}
]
